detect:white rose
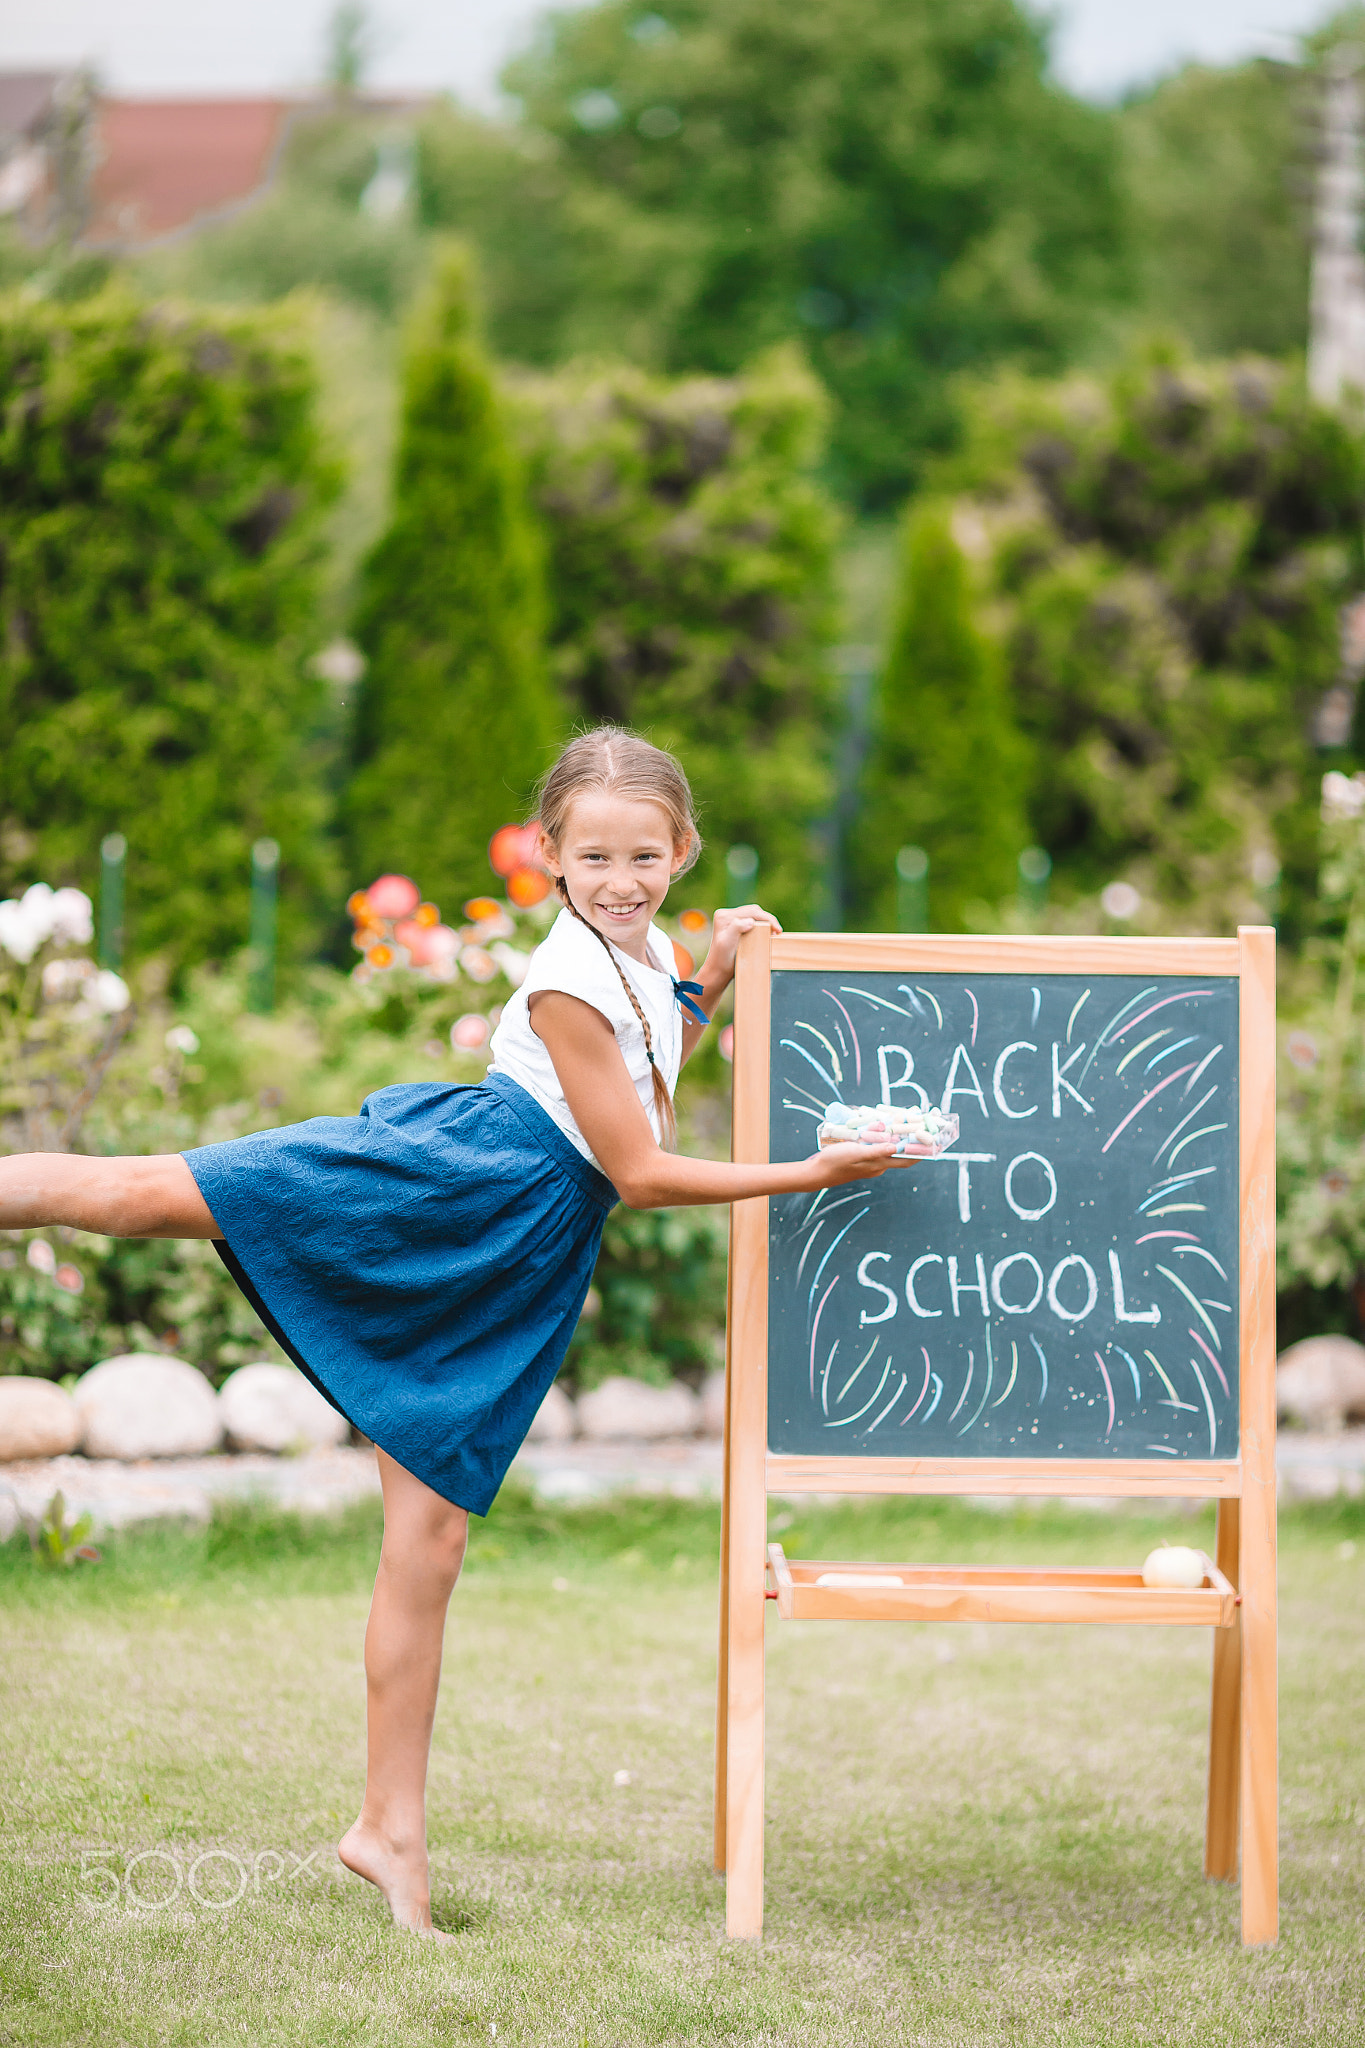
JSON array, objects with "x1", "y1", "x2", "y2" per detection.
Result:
[
  {"x1": 80, "y1": 970, "x2": 131, "y2": 1015},
  {"x1": 48, "y1": 887, "x2": 94, "y2": 946},
  {"x1": 1321, "y1": 770, "x2": 1365, "y2": 822},
  {"x1": 490, "y1": 941, "x2": 531, "y2": 987},
  {"x1": 0, "y1": 889, "x2": 52, "y2": 963}
]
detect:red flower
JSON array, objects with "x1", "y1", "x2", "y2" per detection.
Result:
[
  {"x1": 365, "y1": 874, "x2": 421, "y2": 919},
  {"x1": 489, "y1": 823, "x2": 543, "y2": 879}
]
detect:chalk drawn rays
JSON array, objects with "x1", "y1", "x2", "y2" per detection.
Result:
[{"x1": 821, "y1": 991, "x2": 862, "y2": 1088}]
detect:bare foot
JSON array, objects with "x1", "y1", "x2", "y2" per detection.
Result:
[{"x1": 338, "y1": 1819, "x2": 455, "y2": 1942}]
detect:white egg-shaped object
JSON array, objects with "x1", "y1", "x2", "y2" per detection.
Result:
[{"x1": 1141, "y1": 1545, "x2": 1206, "y2": 1590}]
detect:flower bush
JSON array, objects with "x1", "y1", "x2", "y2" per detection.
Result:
[
  {"x1": 1, "y1": 855, "x2": 731, "y2": 1387},
  {"x1": 0, "y1": 882, "x2": 131, "y2": 1155}
]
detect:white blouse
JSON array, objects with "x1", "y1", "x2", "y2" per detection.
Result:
[{"x1": 488, "y1": 907, "x2": 681, "y2": 1168}]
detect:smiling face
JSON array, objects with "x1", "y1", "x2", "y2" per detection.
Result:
[{"x1": 540, "y1": 792, "x2": 690, "y2": 961}]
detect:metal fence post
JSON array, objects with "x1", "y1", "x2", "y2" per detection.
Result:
[
  {"x1": 248, "y1": 838, "x2": 279, "y2": 1015},
  {"x1": 726, "y1": 843, "x2": 759, "y2": 909},
  {"x1": 895, "y1": 845, "x2": 928, "y2": 932},
  {"x1": 99, "y1": 833, "x2": 126, "y2": 970},
  {"x1": 1018, "y1": 845, "x2": 1052, "y2": 916}
]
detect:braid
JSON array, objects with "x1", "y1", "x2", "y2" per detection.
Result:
[{"x1": 557, "y1": 879, "x2": 677, "y2": 1149}]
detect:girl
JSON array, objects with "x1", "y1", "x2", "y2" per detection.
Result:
[{"x1": 0, "y1": 727, "x2": 905, "y2": 1939}]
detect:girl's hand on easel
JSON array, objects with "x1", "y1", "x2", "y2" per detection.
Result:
[
  {"x1": 804, "y1": 1140, "x2": 908, "y2": 1187},
  {"x1": 701, "y1": 904, "x2": 783, "y2": 992}
]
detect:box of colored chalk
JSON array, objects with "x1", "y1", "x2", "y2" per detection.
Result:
[{"x1": 816, "y1": 1104, "x2": 960, "y2": 1157}]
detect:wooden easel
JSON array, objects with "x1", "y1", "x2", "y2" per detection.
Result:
[{"x1": 713, "y1": 927, "x2": 1277, "y2": 1944}]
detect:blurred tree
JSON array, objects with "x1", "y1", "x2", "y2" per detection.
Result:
[
  {"x1": 347, "y1": 245, "x2": 557, "y2": 903},
  {"x1": 450, "y1": 0, "x2": 1127, "y2": 508},
  {"x1": 1118, "y1": 59, "x2": 1309, "y2": 361},
  {"x1": 0, "y1": 287, "x2": 339, "y2": 969},
  {"x1": 852, "y1": 502, "x2": 1030, "y2": 929},
  {"x1": 512, "y1": 346, "x2": 840, "y2": 926},
  {"x1": 415, "y1": 105, "x2": 687, "y2": 373},
  {"x1": 943, "y1": 347, "x2": 1365, "y2": 937}
]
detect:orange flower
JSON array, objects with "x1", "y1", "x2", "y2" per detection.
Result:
[
  {"x1": 678, "y1": 908, "x2": 709, "y2": 934},
  {"x1": 413, "y1": 901, "x2": 441, "y2": 928},
  {"x1": 463, "y1": 896, "x2": 502, "y2": 923},
  {"x1": 346, "y1": 889, "x2": 371, "y2": 920},
  {"x1": 671, "y1": 940, "x2": 695, "y2": 978},
  {"x1": 366, "y1": 943, "x2": 396, "y2": 969},
  {"x1": 506, "y1": 866, "x2": 552, "y2": 908}
]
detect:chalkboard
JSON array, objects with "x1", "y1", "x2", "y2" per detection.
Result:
[{"x1": 767, "y1": 971, "x2": 1240, "y2": 1461}]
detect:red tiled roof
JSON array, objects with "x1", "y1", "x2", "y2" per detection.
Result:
[{"x1": 87, "y1": 97, "x2": 293, "y2": 246}]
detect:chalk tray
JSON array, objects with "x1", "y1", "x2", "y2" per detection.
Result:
[{"x1": 766, "y1": 1543, "x2": 1238, "y2": 1628}]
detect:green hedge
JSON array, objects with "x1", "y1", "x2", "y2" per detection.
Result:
[
  {"x1": 513, "y1": 346, "x2": 840, "y2": 926},
  {"x1": 942, "y1": 348, "x2": 1365, "y2": 936},
  {"x1": 0, "y1": 287, "x2": 340, "y2": 968}
]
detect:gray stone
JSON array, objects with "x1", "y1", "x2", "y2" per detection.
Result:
[
  {"x1": 525, "y1": 1381, "x2": 576, "y2": 1442},
  {"x1": 74, "y1": 1354, "x2": 222, "y2": 1460},
  {"x1": 576, "y1": 1375, "x2": 701, "y2": 1441},
  {"x1": 1276, "y1": 1336, "x2": 1365, "y2": 1433},
  {"x1": 700, "y1": 1369, "x2": 727, "y2": 1438},
  {"x1": 218, "y1": 1362, "x2": 349, "y2": 1454},
  {"x1": 0, "y1": 1377, "x2": 81, "y2": 1461}
]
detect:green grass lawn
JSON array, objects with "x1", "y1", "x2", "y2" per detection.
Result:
[{"x1": 1, "y1": 1486, "x2": 1362, "y2": 2046}]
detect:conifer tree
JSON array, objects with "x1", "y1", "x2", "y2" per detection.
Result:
[
  {"x1": 347, "y1": 245, "x2": 556, "y2": 901},
  {"x1": 853, "y1": 503, "x2": 1030, "y2": 931}
]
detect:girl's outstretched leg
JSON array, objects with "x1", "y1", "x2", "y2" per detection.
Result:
[
  {"x1": 339, "y1": 1447, "x2": 468, "y2": 1939},
  {"x1": 0, "y1": 1152, "x2": 220, "y2": 1238}
]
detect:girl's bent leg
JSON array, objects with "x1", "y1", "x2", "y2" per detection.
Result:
[
  {"x1": 0, "y1": 1152, "x2": 221, "y2": 1238},
  {"x1": 339, "y1": 1448, "x2": 468, "y2": 1939}
]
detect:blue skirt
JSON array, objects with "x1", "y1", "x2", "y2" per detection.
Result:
[{"x1": 182, "y1": 1070, "x2": 617, "y2": 1515}]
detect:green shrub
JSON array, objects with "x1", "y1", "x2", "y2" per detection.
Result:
[
  {"x1": 346, "y1": 245, "x2": 558, "y2": 904},
  {"x1": 941, "y1": 348, "x2": 1365, "y2": 936},
  {"x1": 0, "y1": 285, "x2": 340, "y2": 969},
  {"x1": 1279, "y1": 771, "x2": 1365, "y2": 1329},
  {"x1": 513, "y1": 347, "x2": 840, "y2": 926},
  {"x1": 852, "y1": 501, "x2": 1031, "y2": 929}
]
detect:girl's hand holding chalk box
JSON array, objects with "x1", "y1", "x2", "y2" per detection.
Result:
[{"x1": 816, "y1": 1102, "x2": 959, "y2": 1157}]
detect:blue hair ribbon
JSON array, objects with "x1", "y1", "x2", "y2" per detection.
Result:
[{"x1": 673, "y1": 977, "x2": 711, "y2": 1028}]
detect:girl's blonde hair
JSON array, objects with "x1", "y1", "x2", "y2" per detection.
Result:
[{"x1": 535, "y1": 727, "x2": 702, "y2": 1148}]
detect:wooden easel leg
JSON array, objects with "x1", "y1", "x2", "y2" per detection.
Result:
[
  {"x1": 723, "y1": 1526, "x2": 765, "y2": 1938},
  {"x1": 722, "y1": 1308, "x2": 766, "y2": 1942},
  {"x1": 1204, "y1": 1497, "x2": 1241, "y2": 1880},
  {"x1": 714, "y1": 1263, "x2": 734, "y2": 1874},
  {"x1": 1240, "y1": 1457, "x2": 1278, "y2": 1944},
  {"x1": 1236, "y1": 925, "x2": 1278, "y2": 1945}
]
